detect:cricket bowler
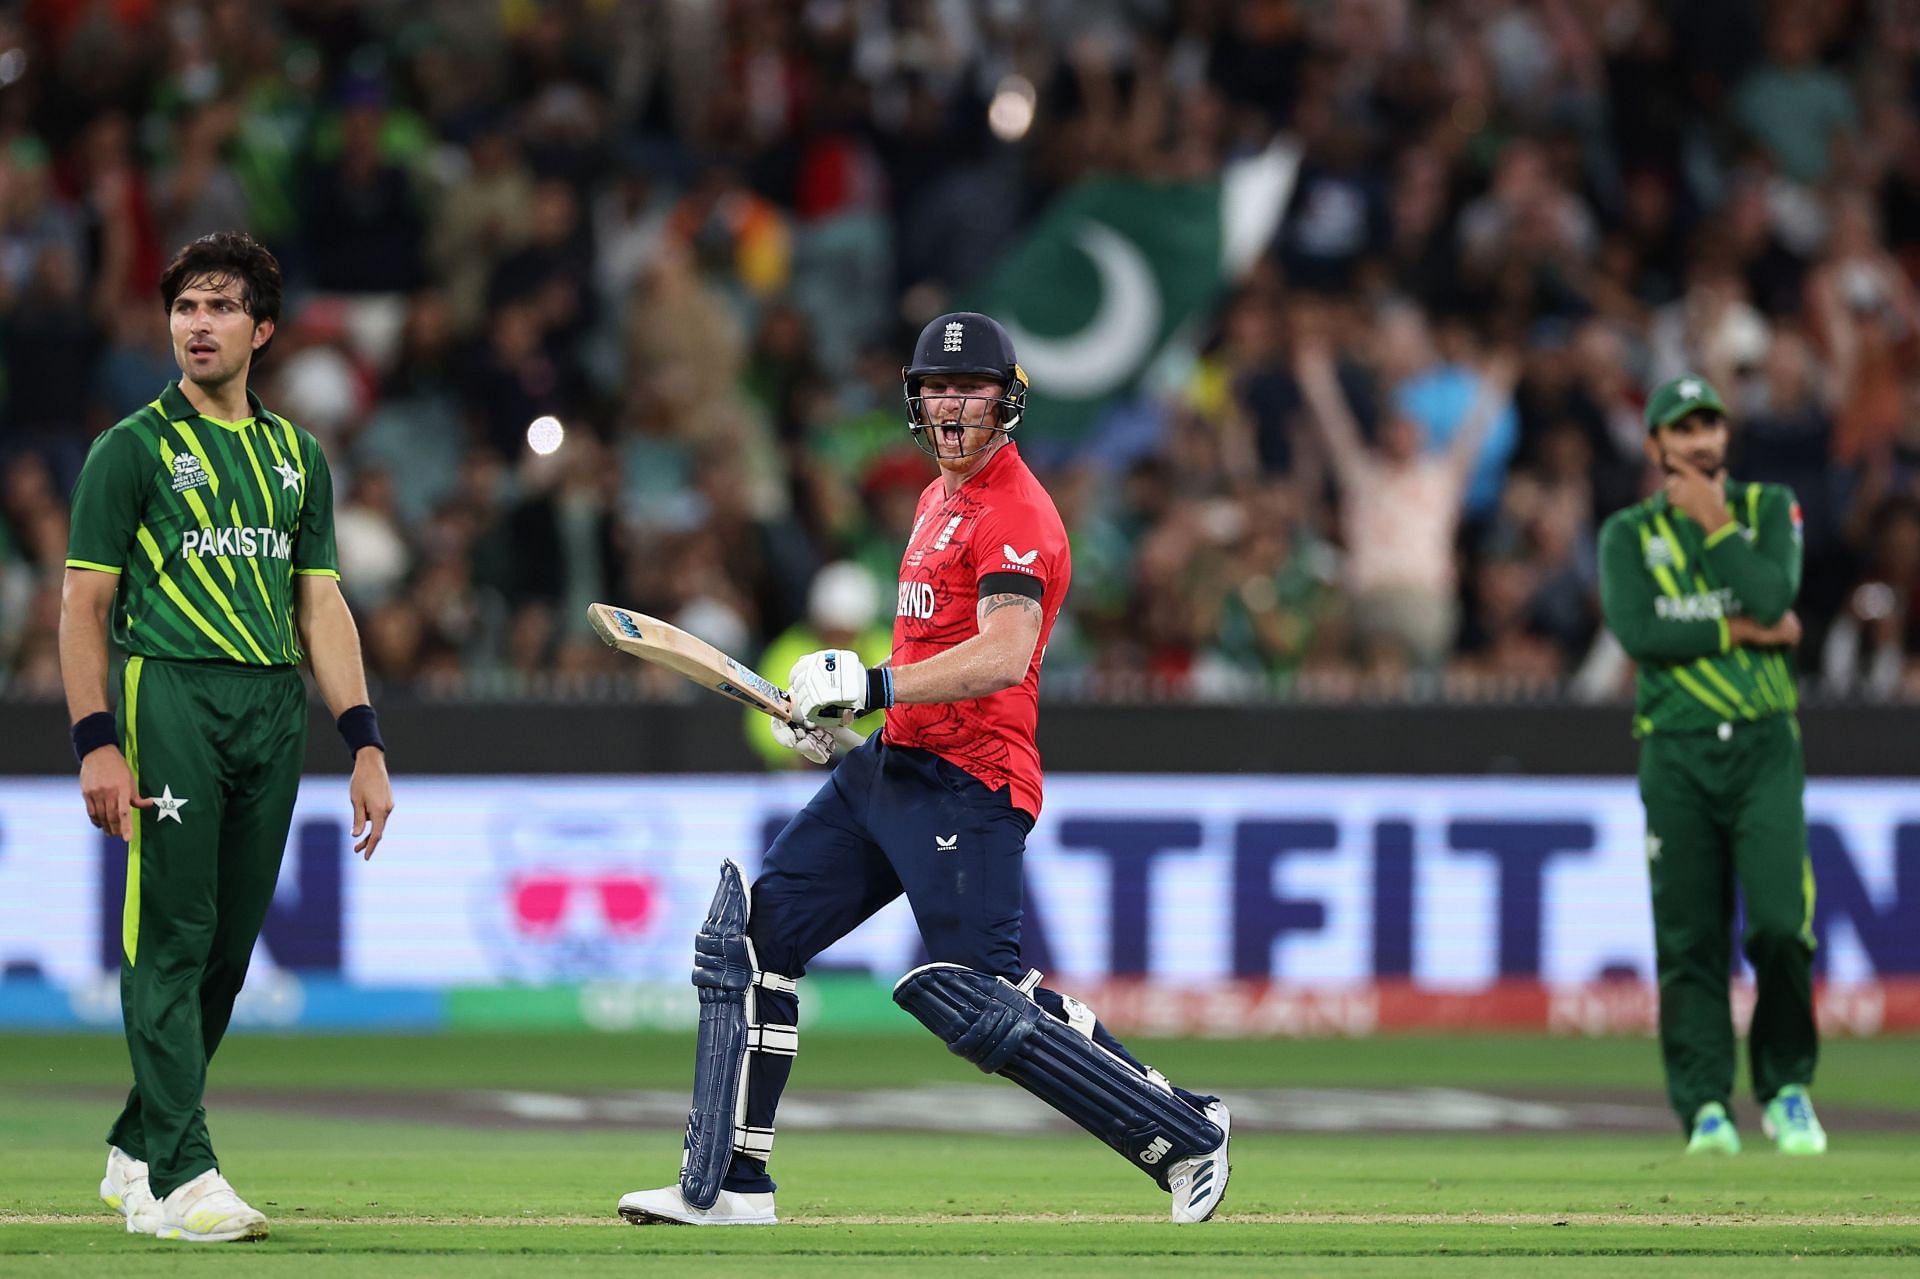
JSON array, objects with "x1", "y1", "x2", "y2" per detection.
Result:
[
  {"x1": 60, "y1": 232, "x2": 394, "y2": 1241},
  {"x1": 1598, "y1": 373, "x2": 1827, "y2": 1156},
  {"x1": 617, "y1": 312, "x2": 1231, "y2": 1225}
]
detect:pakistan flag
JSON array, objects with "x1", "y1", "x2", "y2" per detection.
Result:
[{"x1": 966, "y1": 142, "x2": 1298, "y2": 441}]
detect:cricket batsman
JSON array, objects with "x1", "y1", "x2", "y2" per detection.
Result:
[
  {"x1": 1598, "y1": 373, "x2": 1827, "y2": 1156},
  {"x1": 617, "y1": 313, "x2": 1231, "y2": 1226},
  {"x1": 60, "y1": 232, "x2": 394, "y2": 1241}
]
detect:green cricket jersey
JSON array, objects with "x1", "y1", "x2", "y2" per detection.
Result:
[
  {"x1": 1598, "y1": 479, "x2": 1802, "y2": 736},
  {"x1": 66, "y1": 382, "x2": 339, "y2": 665}
]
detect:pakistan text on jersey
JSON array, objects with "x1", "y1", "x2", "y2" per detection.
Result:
[
  {"x1": 180, "y1": 526, "x2": 294, "y2": 560},
  {"x1": 1653, "y1": 588, "x2": 1737, "y2": 622}
]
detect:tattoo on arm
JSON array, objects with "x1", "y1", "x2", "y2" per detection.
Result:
[{"x1": 980, "y1": 592, "x2": 1043, "y2": 621}]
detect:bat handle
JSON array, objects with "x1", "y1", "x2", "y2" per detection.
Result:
[{"x1": 828, "y1": 724, "x2": 867, "y2": 750}]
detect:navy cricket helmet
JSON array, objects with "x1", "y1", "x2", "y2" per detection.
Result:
[{"x1": 902, "y1": 312, "x2": 1029, "y2": 456}]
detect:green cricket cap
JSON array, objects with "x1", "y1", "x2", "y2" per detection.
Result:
[{"x1": 1645, "y1": 374, "x2": 1728, "y2": 432}]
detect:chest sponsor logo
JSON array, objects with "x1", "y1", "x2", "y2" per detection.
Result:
[
  {"x1": 897, "y1": 580, "x2": 936, "y2": 620},
  {"x1": 1653, "y1": 588, "x2": 1735, "y2": 621},
  {"x1": 170, "y1": 454, "x2": 211, "y2": 494},
  {"x1": 181, "y1": 526, "x2": 293, "y2": 560}
]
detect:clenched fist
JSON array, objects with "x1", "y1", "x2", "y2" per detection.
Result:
[{"x1": 788, "y1": 649, "x2": 892, "y2": 727}]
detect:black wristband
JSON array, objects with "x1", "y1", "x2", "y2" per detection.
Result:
[
  {"x1": 71, "y1": 711, "x2": 118, "y2": 765},
  {"x1": 865, "y1": 666, "x2": 894, "y2": 712},
  {"x1": 337, "y1": 704, "x2": 385, "y2": 759}
]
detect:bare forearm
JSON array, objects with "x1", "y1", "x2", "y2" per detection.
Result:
[
  {"x1": 891, "y1": 594, "x2": 1041, "y2": 703},
  {"x1": 891, "y1": 632, "x2": 1027, "y2": 703},
  {"x1": 1296, "y1": 365, "x2": 1368, "y2": 483},
  {"x1": 298, "y1": 584, "x2": 372, "y2": 715},
  {"x1": 1448, "y1": 362, "x2": 1519, "y2": 475}
]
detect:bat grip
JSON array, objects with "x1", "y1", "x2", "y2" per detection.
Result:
[{"x1": 827, "y1": 724, "x2": 867, "y2": 750}]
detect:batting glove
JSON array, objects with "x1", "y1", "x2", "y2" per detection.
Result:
[
  {"x1": 788, "y1": 649, "x2": 893, "y2": 727},
  {"x1": 769, "y1": 717, "x2": 836, "y2": 765}
]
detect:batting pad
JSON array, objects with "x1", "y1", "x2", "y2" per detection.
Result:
[
  {"x1": 680, "y1": 860, "x2": 798, "y2": 1210},
  {"x1": 892, "y1": 962, "x2": 1223, "y2": 1189}
]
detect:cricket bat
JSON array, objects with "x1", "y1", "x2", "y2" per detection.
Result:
[{"x1": 587, "y1": 603, "x2": 866, "y2": 750}]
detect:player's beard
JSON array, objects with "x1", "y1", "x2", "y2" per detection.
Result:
[
  {"x1": 1662, "y1": 447, "x2": 1726, "y2": 479},
  {"x1": 178, "y1": 340, "x2": 249, "y2": 392},
  {"x1": 930, "y1": 417, "x2": 1000, "y2": 465}
]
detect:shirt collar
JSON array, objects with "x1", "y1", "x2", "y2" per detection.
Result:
[
  {"x1": 965, "y1": 439, "x2": 1019, "y2": 489},
  {"x1": 155, "y1": 382, "x2": 273, "y2": 427},
  {"x1": 156, "y1": 382, "x2": 197, "y2": 421}
]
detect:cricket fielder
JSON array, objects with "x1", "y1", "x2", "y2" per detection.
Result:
[
  {"x1": 1598, "y1": 373, "x2": 1826, "y2": 1156},
  {"x1": 618, "y1": 313, "x2": 1231, "y2": 1226},
  {"x1": 60, "y1": 232, "x2": 394, "y2": 1241}
]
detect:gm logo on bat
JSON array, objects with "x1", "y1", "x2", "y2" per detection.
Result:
[{"x1": 614, "y1": 610, "x2": 642, "y2": 640}]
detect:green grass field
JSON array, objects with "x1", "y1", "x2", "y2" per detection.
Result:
[{"x1": 2, "y1": 1032, "x2": 1916, "y2": 1276}]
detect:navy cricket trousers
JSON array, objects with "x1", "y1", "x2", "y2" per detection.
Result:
[
  {"x1": 722, "y1": 736, "x2": 1194, "y2": 1194},
  {"x1": 752, "y1": 736, "x2": 1034, "y2": 980}
]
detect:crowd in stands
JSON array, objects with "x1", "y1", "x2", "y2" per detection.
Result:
[{"x1": 3, "y1": 0, "x2": 1919, "y2": 705}]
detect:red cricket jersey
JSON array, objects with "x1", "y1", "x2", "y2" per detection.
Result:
[{"x1": 883, "y1": 443, "x2": 1070, "y2": 817}]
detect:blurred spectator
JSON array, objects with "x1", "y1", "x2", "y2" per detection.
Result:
[
  {"x1": 1296, "y1": 324, "x2": 1521, "y2": 676},
  {"x1": 1821, "y1": 499, "x2": 1920, "y2": 698},
  {"x1": 506, "y1": 436, "x2": 627, "y2": 671},
  {"x1": 303, "y1": 85, "x2": 427, "y2": 293},
  {"x1": 1731, "y1": 11, "x2": 1857, "y2": 188},
  {"x1": 745, "y1": 561, "x2": 891, "y2": 770},
  {"x1": 333, "y1": 465, "x2": 410, "y2": 613},
  {"x1": 429, "y1": 115, "x2": 534, "y2": 334},
  {"x1": 1375, "y1": 301, "x2": 1520, "y2": 520},
  {"x1": 1275, "y1": 100, "x2": 1386, "y2": 296},
  {"x1": 1208, "y1": 481, "x2": 1341, "y2": 683},
  {"x1": 1809, "y1": 191, "x2": 1920, "y2": 465},
  {"x1": 150, "y1": 100, "x2": 251, "y2": 251},
  {"x1": 2, "y1": 0, "x2": 1918, "y2": 704}
]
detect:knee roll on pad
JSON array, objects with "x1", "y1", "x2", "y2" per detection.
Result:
[
  {"x1": 892, "y1": 962, "x2": 1222, "y2": 1189},
  {"x1": 680, "y1": 860, "x2": 798, "y2": 1210}
]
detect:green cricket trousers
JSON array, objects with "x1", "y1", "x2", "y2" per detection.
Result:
[
  {"x1": 106, "y1": 656, "x2": 307, "y2": 1198},
  {"x1": 1639, "y1": 713, "x2": 1817, "y2": 1130}
]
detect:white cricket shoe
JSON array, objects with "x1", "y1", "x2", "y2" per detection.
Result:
[
  {"x1": 152, "y1": 1169, "x2": 269, "y2": 1242},
  {"x1": 1168, "y1": 1101, "x2": 1231, "y2": 1224},
  {"x1": 618, "y1": 1183, "x2": 778, "y2": 1226},
  {"x1": 100, "y1": 1146, "x2": 160, "y2": 1233}
]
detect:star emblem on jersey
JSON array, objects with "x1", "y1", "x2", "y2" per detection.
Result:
[
  {"x1": 272, "y1": 459, "x2": 302, "y2": 491},
  {"x1": 1646, "y1": 833, "x2": 1662, "y2": 861},
  {"x1": 152, "y1": 785, "x2": 189, "y2": 824}
]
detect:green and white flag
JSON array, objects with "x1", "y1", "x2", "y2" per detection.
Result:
[{"x1": 966, "y1": 141, "x2": 1298, "y2": 441}]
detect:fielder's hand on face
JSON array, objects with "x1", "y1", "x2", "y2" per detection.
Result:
[
  {"x1": 770, "y1": 717, "x2": 836, "y2": 765},
  {"x1": 1662, "y1": 454, "x2": 1731, "y2": 533},
  {"x1": 788, "y1": 649, "x2": 879, "y2": 727}
]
